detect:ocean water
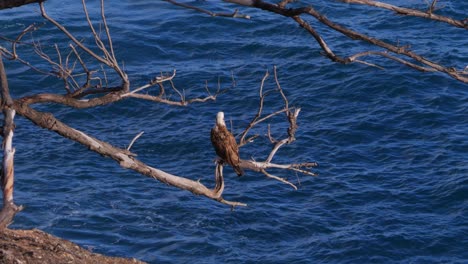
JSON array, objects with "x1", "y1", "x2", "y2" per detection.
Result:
[{"x1": 1, "y1": 1, "x2": 467, "y2": 263}]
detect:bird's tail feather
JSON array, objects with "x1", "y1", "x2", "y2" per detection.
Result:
[{"x1": 234, "y1": 166, "x2": 244, "y2": 177}]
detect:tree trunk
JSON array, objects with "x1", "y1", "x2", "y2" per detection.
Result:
[{"x1": 0, "y1": 53, "x2": 22, "y2": 229}]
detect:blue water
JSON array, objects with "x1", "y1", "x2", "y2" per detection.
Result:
[{"x1": 1, "y1": 1, "x2": 467, "y2": 263}]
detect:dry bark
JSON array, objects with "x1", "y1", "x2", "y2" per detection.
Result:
[{"x1": 0, "y1": 54, "x2": 23, "y2": 229}]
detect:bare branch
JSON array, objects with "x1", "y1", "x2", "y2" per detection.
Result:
[
  {"x1": 239, "y1": 159, "x2": 318, "y2": 189},
  {"x1": 81, "y1": 0, "x2": 111, "y2": 61},
  {"x1": 13, "y1": 102, "x2": 245, "y2": 206},
  {"x1": 3, "y1": 1, "x2": 324, "y2": 216},
  {"x1": 223, "y1": 0, "x2": 468, "y2": 83},
  {"x1": 127, "y1": 131, "x2": 144, "y2": 151},
  {"x1": 224, "y1": 0, "x2": 255, "y2": 7},
  {"x1": 221, "y1": 69, "x2": 317, "y2": 188},
  {"x1": 100, "y1": 0, "x2": 117, "y2": 63},
  {"x1": 239, "y1": 70, "x2": 269, "y2": 145},
  {"x1": 166, "y1": 0, "x2": 251, "y2": 19},
  {"x1": 1, "y1": 46, "x2": 49, "y2": 76},
  {"x1": 1, "y1": 110, "x2": 16, "y2": 203},
  {"x1": 239, "y1": 69, "x2": 299, "y2": 147},
  {"x1": 124, "y1": 92, "x2": 217, "y2": 106},
  {"x1": 69, "y1": 44, "x2": 94, "y2": 90},
  {"x1": 121, "y1": 71, "x2": 221, "y2": 106},
  {"x1": 428, "y1": 0, "x2": 438, "y2": 14},
  {"x1": 39, "y1": 1, "x2": 129, "y2": 85},
  {"x1": 126, "y1": 70, "x2": 177, "y2": 95},
  {"x1": 213, "y1": 163, "x2": 225, "y2": 198},
  {"x1": 10, "y1": 23, "x2": 43, "y2": 60},
  {"x1": 40, "y1": 3, "x2": 107, "y2": 68},
  {"x1": 0, "y1": 52, "x2": 23, "y2": 229},
  {"x1": 340, "y1": 0, "x2": 465, "y2": 29},
  {"x1": 261, "y1": 169, "x2": 297, "y2": 190},
  {"x1": 0, "y1": 55, "x2": 14, "y2": 107},
  {"x1": 16, "y1": 78, "x2": 218, "y2": 109},
  {"x1": 273, "y1": 66, "x2": 288, "y2": 110}
]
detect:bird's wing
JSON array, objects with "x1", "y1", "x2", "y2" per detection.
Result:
[
  {"x1": 224, "y1": 130, "x2": 241, "y2": 166},
  {"x1": 211, "y1": 127, "x2": 228, "y2": 160}
]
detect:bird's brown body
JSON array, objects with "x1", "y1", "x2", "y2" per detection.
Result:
[{"x1": 211, "y1": 112, "x2": 244, "y2": 176}]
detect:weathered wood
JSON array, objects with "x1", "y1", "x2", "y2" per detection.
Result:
[
  {"x1": 339, "y1": 0, "x2": 468, "y2": 29},
  {"x1": 1, "y1": 109, "x2": 16, "y2": 204},
  {"x1": 13, "y1": 101, "x2": 245, "y2": 207},
  {"x1": 0, "y1": 53, "x2": 22, "y2": 229},
  {"x1": 178, "y1": 0, "x2": 468, "y2": 83}
]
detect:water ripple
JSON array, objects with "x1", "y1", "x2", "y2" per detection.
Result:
[{"x1": 1, "y1": 1, "x2": 467, "y2": 263}]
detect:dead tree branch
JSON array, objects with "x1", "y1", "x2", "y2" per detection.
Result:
[
  {"x1": 165, "y1": 0, "x2": 251, "y2": 19},
  {"x1": 127, "y1": 132, "x2": 144, "y2": 151},
  {"x1": 39, "y1": 0, "x2": 129, "y2": 93},
  {"x1": 292, "y1": 7, "x2": 467, "y2": 82},
  {"x1": 2, "y1": 1, "x2": 218, "y2": 108},
  {"x1": 13, "y1": 101, "x2": 246, "y2": 207},
  {"x1": 1, "y1": 0, "x2": 317, "y2": 216},
  {"x1": 239, "y1": 70, "x2": 271, "y2": 146},
  {"x1": 40, "y1": 1, "x2": 127, "y2": 82},
  {"x1": 0, "y1": 52, "x2": 23, "y2": 229},
  {"x1": 181, "y1": 0, "x2": 468, "y2": 83},
  {"x1": 340, "y1": 0, "x2": 465, "y2": 28},
  {"x1": 231, "y1": 68, "x2": 318, "y2": 188}
]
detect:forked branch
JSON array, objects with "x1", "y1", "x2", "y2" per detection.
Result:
[
  {"x1": 13, "y1": 101, "x2": 246, "y2": 207},
  {"x1": 2, "y1": 1, "x2": 318, "y2": 213},
  {"x1": 173, "y1": 0, "x2": 468, "y2": 83},
  {"x1": 230, "y1": 67, "x2": 318, "y2": 189},
  {"x1": 340, "y1": 0, "x2": 466, "y2": 28},
  {"x1": 39, "y1": 1, "x2": 128, "y2": 84},
  {"x1": 2, "y1": 2, "x2": 219, "y2": 107}
]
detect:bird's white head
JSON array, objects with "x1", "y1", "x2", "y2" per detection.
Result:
[{"x1": 216, "y1": 111, "x2": 226, "y2": 127}]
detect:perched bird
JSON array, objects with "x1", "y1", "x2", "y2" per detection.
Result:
[{"x1": 210, "y1": 112, "x2": 244, "y2": 176}]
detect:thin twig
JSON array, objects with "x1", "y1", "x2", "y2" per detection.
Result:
[
  {"x1": 127, "y1": 131, "x2": 144, "y2": 151},
  {"x1": 100, "y1": 0, "x2": 117, "y2": 63},
  {"x1": 239, "y1": 70, "x2": 269, "y2": 145},
  {"x1": 11, "y1": 23, "x2": 41, "y2": 60},
  {"x1": 340, "y1": 0, "x2": 466, "y2": 29},
  {"x1": 126, "y1": 70, "x2": 176, "y2": 95},
  {"x1": 273, "y1": 66, "x2": 288, "y2": 110},
  {"x1": 261, "y1": 169, "x2": 298, "y2": 190}
]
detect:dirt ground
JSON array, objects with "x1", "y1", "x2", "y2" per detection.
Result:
[{"x1": 0, "y1": 228, "x2": 147, "y2": 264}]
